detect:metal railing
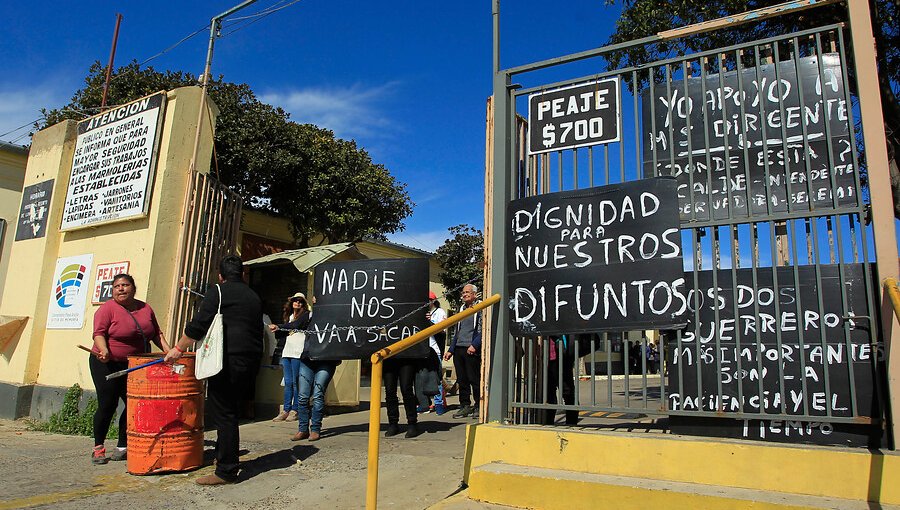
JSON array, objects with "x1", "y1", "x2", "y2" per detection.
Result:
[
  {"x1": 365, "y1": 294, "x2": 501, "y2": 510},
  {"x1": 491, "y1": 2, "x2": 890, "y2": 437}
]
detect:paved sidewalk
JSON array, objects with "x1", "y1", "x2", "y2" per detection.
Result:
[{"x1": 0, "y1": 400, "x2": 485, "y2": 510}]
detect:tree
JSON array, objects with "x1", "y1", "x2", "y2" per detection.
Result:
[
  {"x1": 39, "y1": 61, "x2": 413, "y2": 245},
  {"x1": 604, "y1": 0, "x2": 900, "y2": 215},
  {"x1": 434, "y1": 224, "x2": 484, "y2": 309}
]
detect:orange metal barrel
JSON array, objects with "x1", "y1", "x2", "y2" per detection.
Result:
[{"x1": 126, "y1": 353, "x2": 204, "y2": 475}]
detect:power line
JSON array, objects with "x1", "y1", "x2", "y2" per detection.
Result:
[
  {"x1": 226, "y1": 0, "x2": 300, "y2": 22},
  {"x1": 139, "y1": 24, "x2": 210, "y2": 67},
  {"x1": 0, "y1": 119, "x2": 42, "y2": 139},
  {"x1": 393, "y1": 231, "x2": 440, "y2": 253},
  {"x1": 220, "y1": 0, "x2": 303, "y2": 37}
]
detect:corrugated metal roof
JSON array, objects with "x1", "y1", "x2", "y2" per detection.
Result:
[{"x1": 243, "y1": 242, "x2": 354, "y2": 272}]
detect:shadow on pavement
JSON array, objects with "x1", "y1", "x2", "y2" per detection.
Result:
[
  {"x1": 237, "y1": 445, "x2": 319, "y2": 481},
  {"x1": 315, "y1": 418, "x2": 472, "y2": 439}
]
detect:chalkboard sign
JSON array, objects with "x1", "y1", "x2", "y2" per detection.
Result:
[
  {"x1": 306, "y1": 258, "x2": 432, "y2": 360},
  {"x1": 642, "y1": 54, "x2": 857, "y2": 221},
  {"x1": 529, "y1": 77, "x2": 621, "y2": 154},
  {"x1": 15, "y1": 179, "x2": 53, "y2": 241},
  {"x1": 508, "y1": 177, "x2": 686, "y2": 336},
  {"x1": 668, "y1": 415, "x2": 883, "y2": 448},
  {"x1": 667, "y1": 264, "x2": 879, "y2": 422}
]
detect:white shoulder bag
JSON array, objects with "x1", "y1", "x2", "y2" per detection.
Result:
[{"x1": 195, "y1": 284, "x2": 224, "y2": 380}]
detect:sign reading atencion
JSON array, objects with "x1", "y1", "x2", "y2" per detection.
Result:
[{"x1": 61, "y1": 91, "x2": 166, "y2": 231}]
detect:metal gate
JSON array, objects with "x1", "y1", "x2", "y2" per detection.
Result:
[
  {"x1": 487, "y1": 2, "x2": 896, "y2": 445},
  {"x1": 167, "y1": 171, "x2": 242, "y2": 338}
]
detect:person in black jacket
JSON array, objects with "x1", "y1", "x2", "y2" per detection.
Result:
[{"x1": 165, "y1": 255, "x2": 263, "y2": 485}]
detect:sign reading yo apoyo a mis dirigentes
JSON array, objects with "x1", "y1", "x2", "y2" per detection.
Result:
[
  {"x1": 61, "y1": 91, "x2": 166, "y2": 231},
  {"x1": 528, "y1": 77, "x2": 621, "y2": 154}
]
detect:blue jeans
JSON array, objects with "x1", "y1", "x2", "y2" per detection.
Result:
[
  {"x1": 297, "y1": 360, "x2": 336, "y2": 433},
  {"x1": 281, "y1": 357, "x2": 303, "y2": 412}
]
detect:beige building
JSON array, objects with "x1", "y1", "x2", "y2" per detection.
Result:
[
  {"x1": 0, "y1": 89, "x2": 447, "y2": 421},
  {"x1": 0, "y1": 87, "x2": 216, "y2": 419},
  {"x1": 0, "y1": 141, "x2": 28, "y2": 304}
]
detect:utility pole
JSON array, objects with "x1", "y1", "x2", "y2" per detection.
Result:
[{"x1": 100, "y1": 13, "x2": 123, "y2": 110}]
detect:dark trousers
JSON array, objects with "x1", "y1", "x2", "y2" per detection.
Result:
[
  {"x1": 89, "y1": 356, "x2": 127, "y2": 448},
  {"x1": 207, "y1": 353, "x2": 260, "y2": 481},
  {"x1": 452, "y1": 347, "x2": 481, "y2": 408},
  {"x1": 383, "y1": 358, "x2": 418, "y2": 425},
  {"x1": 544, "y1": 350, "x2": 578, "y2": 425}
]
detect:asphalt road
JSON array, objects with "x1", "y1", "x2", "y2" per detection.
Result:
[{"x1": 0, "y1": 400, "x2": 478, "y2": 510}]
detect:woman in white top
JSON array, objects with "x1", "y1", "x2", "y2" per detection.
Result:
[
  {"x1": 270, "y1": 292, "x2": 311, "y2": 421},
  {"x1": 426, "y1": 292, "x2": 448, "y2": 415}
]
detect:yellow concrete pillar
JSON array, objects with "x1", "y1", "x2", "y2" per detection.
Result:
[
  {"x1": 0, "y1": 86, "x2": 216, "y2": 408},
  {"x1": 0, "y1": 121, "x2": 77, "y2": 386}
]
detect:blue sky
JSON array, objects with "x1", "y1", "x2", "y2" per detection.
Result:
[{"x1": 0, "y1": 0, "x2": 625, "y2": 252}]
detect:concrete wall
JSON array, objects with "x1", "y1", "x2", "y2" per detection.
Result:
[
  {"x1": 0, "y1": 87, "x2": 215, "y2": 418},
  {"x1": 0, "y1": 143, "x2": 28, "y2": 304}
]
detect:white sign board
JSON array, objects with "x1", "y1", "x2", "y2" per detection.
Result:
[
  {"x1": 47, "y1": 254, "x2": 94, "y2": 329},
  {"x1": 61, "y1": 92, "x2": 166, "y2": 231},
  {"x1": 92, "y1": 260, "x2": 130, "y2": 304}
]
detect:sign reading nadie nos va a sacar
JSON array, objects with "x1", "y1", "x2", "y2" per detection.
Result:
[{"x1": 61, "y1": 91, "x2": 166, "y2": 231}]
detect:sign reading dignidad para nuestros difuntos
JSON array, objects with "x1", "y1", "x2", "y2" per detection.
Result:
[{"x1": 508, "y1": 177, "x2": 686, "y2": 336}]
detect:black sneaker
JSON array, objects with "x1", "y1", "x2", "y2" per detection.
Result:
[
  {"x1": 109, "y1": 448, "x2": 127, "y2": 461},
  {"x1": 385, "y1": 424, "x2": 401, "y2": 437},
  {"x1": 405, "y1": 423, "x2": 421, "y2": 438},
  {"x1": 452, "y1": 405, "x2": 472, "y2": 418}
]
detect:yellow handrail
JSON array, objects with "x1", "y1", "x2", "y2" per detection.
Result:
[
  {"x1": 366, "y1": 293, "x2": 502, "y2": 510},
  {"x1": 883, "y1": 278, "x2": 900, "y2": 322}
]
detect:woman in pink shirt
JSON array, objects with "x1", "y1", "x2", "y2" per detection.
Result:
[{"x1": 89, "y1": 274, "x2": 169, "y2": 465}]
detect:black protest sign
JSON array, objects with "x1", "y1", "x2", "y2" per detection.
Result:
[
  {"x1": 668, "y1": 415, "x2": 883, "y2": 448},
  {"x1": 666, "y1": 264, "x2": 880, "y2": 421},
  {"x1": 306, "y1": 258, "x2": 432, "y2": 360},
  {"x1": 508, "y1": 177, "x2": 686, "y2": 336},
  {"x1": 15, "y1": 179, "x2": 54, "y2": 241},
  {"x1": 529, "y1": 77, "x2": 621, "y2": 154},
  {"x1": 642, "y1": 53, "x2": 857, "y2": 221}
]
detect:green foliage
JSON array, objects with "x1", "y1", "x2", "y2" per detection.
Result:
[
  {"x1": 434, "y1": 224, "x2": 485, "y2": 309},
  {"x1": 39, "y1": 61, "x2": 413, "y2": 246},
  {"x1": 31, "y1": 384, "x2": 117, "y2": 439}
]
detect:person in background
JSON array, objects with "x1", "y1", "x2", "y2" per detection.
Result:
[
  {"x1": 270, "y1": 292, "x2": 311, "y2": 422},
  {"x1": 543, "y1": 334, "x2": 579, "y2": 426},
  {"x1": 383, "y1": 354, "x2": 424, "y2": 438},
  {"x1": 647, "y1": 341, "x2": 660, "y2": 374},
  {"x1": 165, "y1": 255, "x2": 263, "y2": 485},
  {"x1": 289, "y1": 339, "x2": 339, "y2": 441},
  {"x1": 90, "y1": 274, "x2": 170, "y2": 465},
  {"x1": 444, "y1": 284, "x2": 482, "y2": 420},
  {"x1": 423, "y1": 292, "x2": 448, "y2": 415}
]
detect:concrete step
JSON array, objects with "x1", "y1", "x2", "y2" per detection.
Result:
[
  {"x1": 464, "y1": 424, "x2": 900, "y2": 505},
  {"x1": 469, "y1": 462, "x2": 900, "y2": 510}
]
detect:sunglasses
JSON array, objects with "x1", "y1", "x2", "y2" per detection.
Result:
[{"x1": 291, "y1": 298, "x2": 306, "y2": 303}]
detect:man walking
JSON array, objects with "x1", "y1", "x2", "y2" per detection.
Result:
[
  {"x1": 165, "y1": 255, "x2": 263, "y2": 485},
  {"x1": 443, "y1": 284, "x2": 481, "y2": 419}
]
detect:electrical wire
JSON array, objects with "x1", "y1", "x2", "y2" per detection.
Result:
[
  {"x1": 225, "y1": 0, "x2": 300, "y2": 22},
  {"x1": 220, "y1": 0, "x2": 302, "y2": 37},
  {"x1": 139, "y1": 24, "x2": 210, "y2": 67},
  {"x1": 393, "y1": 231, "x2": 440, "y2": 253},
  {"x1": 0, "y1": 119, "x2": 42, "y2": 139}
]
